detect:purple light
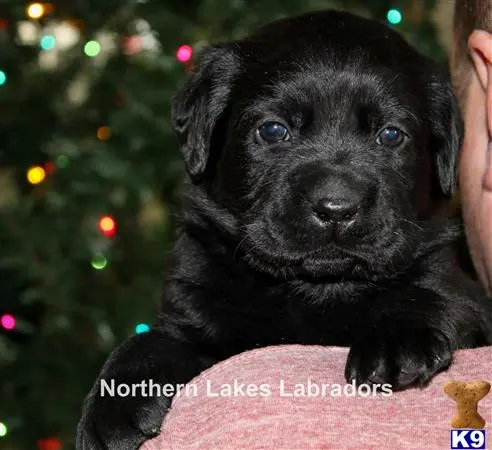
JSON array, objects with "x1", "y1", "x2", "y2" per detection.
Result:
[
  {"x1": 1, "y1": 314, "x2": 16, "y2": 330},
  {"x1": 176, "y1": 45, "x2": 192, "y2": 63}
]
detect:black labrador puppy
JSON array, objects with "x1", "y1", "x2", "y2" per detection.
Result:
[{"x1": 76, "y1": 10, "x2": 492, "y2": 449}]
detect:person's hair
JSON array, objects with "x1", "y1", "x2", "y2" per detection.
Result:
[{"x1": 453, "y1": 0, "x2": 492, "y2": 108}]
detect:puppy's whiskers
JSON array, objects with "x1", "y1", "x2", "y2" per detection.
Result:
[
  {"x1": 233, "y1": 223, "x2": 265, "y2": 262},
  {"x1": 233, "y1": 235, "x2": 250, "y2": 261},
  {"x1": 397, "y1": 217, "x2": 424, "y2": 232}
]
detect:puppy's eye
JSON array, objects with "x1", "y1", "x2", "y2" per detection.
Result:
[
  {"x1": 256, "y1": 122, "x2": 290, "y2": 143},
  {"x1": 377, "y1": 127, "x2": 405, "y2": 147}
]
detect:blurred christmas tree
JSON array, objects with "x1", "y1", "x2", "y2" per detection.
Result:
[{"x1": 0, "y1": 0, "x2": 448, "y2": 448}]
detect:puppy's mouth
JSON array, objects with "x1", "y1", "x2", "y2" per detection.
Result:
[
  {"x1": 240, "y1": 243, "x2": 368, "y2": 281},
  {"x1": 237, "y1": 216, "x2": 421, "y2": 281},
  {"x1": 237, "y1": 222, "x2": 370, "y2": 279}
]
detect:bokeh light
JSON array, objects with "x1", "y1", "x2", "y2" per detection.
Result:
[
  {"x1": 40, "y1": 35, "x2": 56, "y2": 50},
  {"x1": 135, "y1": 323, "x2": 150, "y2": 334},
  {"x1": 26, "y1": 3, "x2": 45, "y2": 19},
  {"x1": 1, "y1": 314, "x2": 16, "y2": 331},
  {"x1": 176, "y1": 45, "x2": 192, "y2": 63},
  {"x1": 27, "y1": 166, "x2": 46, "y2": 185},
  {"x1": 97, "y1": 126, "x2": 111, "y2": 141},
  {"x1": 387, "y1": 9, "x2": 402, "y2": 25},
  {"x1": 0, "y1": 422, "x2": 7, "y2": 437},
  {"x1": 37, "y1": 437, "x2": 62, "y2": 450},
  {"x1": 44, "y1": 161, "x2": 56, "y2": 175},
  {"x1": 0, "y1": 71, "x2": 6, "y2": 86},
  {"x1": 91, "y1": 253, "x2": 107, "y2": 270},
  {"x1": 98, "y1": 215, "x2": 116, "y2": 237},
  {"x1": 84, "y1": 40, "x2": 101, "y2": 57}
]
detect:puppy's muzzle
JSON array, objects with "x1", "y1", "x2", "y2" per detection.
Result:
[{"x1": 293, "y1": 165, "x2": 376, "y2": 236}]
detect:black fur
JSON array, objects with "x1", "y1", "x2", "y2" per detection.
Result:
[{"x1": 76, "y1": 10, "x2": 492, "y2": 449}]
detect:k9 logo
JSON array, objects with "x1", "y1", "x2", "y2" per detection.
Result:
[{"x1": 450, "y1": 430, "x2": 486, "y2": 449}]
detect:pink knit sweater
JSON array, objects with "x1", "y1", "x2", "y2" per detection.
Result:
[{"x1": 141, "y1": 345, "x2": 492, "y2": 449}]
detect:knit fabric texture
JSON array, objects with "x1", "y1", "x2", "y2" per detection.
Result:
[{"x1": 141, "y1": 345, "x2": 492, "y2": 449}]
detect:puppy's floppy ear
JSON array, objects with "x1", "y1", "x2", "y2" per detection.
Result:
[
  {"x1": 427, "y1": 70, "x2": 464, "y2": 196},
  {"x1": 172, "y1": 44, "x2": 238, "y2": 183}
]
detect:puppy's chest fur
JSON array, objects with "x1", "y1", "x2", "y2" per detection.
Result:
[{"x1": 162, "y1": 229, "x2": 461, "y2": 355}]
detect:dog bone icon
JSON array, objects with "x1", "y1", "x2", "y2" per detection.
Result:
[{"x1": 444, "y1": 380, "x2": 491, "y2": 429}]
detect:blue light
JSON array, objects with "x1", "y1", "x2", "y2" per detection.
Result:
[
  {"x1": 387, "y1": 9, "x2": 403, "y2": 25},
  {"x1": 40, "y1": 35, "x2": 56, "y2": 50},
  {"x1": 135, "y1": 323, "x2": 150, "y2": 334},
  {"x1": 0, "y1": 71, "x2": 6, "y2": 86}
]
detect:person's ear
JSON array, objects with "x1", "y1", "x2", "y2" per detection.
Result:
[
  {"x1": 427, "y1": 70, "x2": 464, "y2": 196},
  {"x1": 468, "y1": 30, "x2": 492, "y2": 137},
  {"x1": 172, "y1": 44, "x2": 239, "y2": 183}
]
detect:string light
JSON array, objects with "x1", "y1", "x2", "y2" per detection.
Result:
[
  {"x1": 37, "y1": 437, "x2": 62, "y2": 450},
  {"x1": 387, "y1": 9, "x2": 403, "y2": 25},
  {"x1": 91, "y1": 253, "x2": 107, "y2": 270},
  {"x1": 40, "y1": 35, "x2": 56, "y2": 50},
  {"x1": 26, "y1": 3, "x2": 45, "y2": 19},
  {"x1": 1, "y1": 314, "x2": 16, "y2": 331},
  {"x1": 0, "y1": 70, "x2": 6, "y2": 86},
  {"x1": 123, "y1": 35, "x2": 143, "y2": 55},
  {"x1": 0, "y1": 422, "x2": 7, "y2": 437},
  {"x1": 176, "y1": 45, "x2": 192, "y2": 63},
  {"x1": 27, "y1": 166, "x2": 46, "y2": 185},
  {"x1": 84, "y1": 40, "x2": 101, "y2": 57},
  {"x1": 98, "y1": 215, "x2": 116, "y2": 237},
  {"x1": 97, "y1": 126, "x2": 111, "y2": 141},
  {"x1": 135, "y1": 323, "x2": 150, "y2": 334}
]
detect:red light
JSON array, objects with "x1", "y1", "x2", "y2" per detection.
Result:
[
  {"x1": 176, "y1": 45, "x2": 192, "y2": 63},
  {"x1": 122, "y1": 35, "x2": 142, "y2": 55},
  {"x1": 98, "y1": 215, "x2": 116, "y2": 237},
  {"x1": 44, "y1": 161, "x2": 56, "y2": 175},
  {"x1": 37, "y1": 437, "x2": 62, "y2": 450},
  {"x1": 1, "y1": 314, "x2": 16, "y2": 330}
]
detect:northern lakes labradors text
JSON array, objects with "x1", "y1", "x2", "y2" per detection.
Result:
[{"x1": 100, "y1": 378, "x2": 393, "y2": 398}]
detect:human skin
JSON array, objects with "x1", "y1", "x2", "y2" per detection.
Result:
[{"x1": 457, "y1": 30, "x2": 492, "y2": 293}]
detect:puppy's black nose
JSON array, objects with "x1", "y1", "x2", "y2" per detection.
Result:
[{"x1": 312, "y1": 197, "x2": 360, "y2": 223}]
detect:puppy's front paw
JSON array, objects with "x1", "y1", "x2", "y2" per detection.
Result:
[
  {"x1": 76, "y1": 378, "x2": 169, "y2": 450},
  {"x1": 345, "y1": 325, "x2": 452, "y2": 391}
]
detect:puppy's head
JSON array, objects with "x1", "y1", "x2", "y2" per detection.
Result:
[{"x1": 173, "y1": 10, "x2": 463, "y2": 279}]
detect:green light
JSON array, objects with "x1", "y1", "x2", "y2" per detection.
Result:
[
  {"x1": 0, "y1": 422, "x2": 7, "y2": 437},
  {"x1": 91, "y1": 253, "x2": 107, "y2": 270},
  {"x1": 56, "y1": 154, "x2": 69, "y2": 168},
  {"x1": 40, "y1": 35, "x2": 56, "y2": 50},
  {"x1": 0, "y1": 71, "x2": 6, "y2": 86},
  {"x1": 387, "y1": 9, "x2": 402, "y2": 25},
  {"x1": 84, "y1": 40, "x2": 101, "y2": 57},
  {"x1": 135, "y1": 323, "x2": 150, "y2": 334}
]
